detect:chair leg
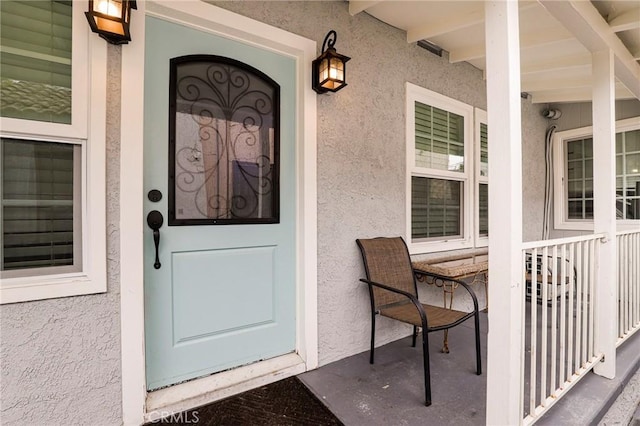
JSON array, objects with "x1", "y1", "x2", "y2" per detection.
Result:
[
  {"x1": 412, "y1": 325, "x2": 417, "y2": 347},
  {"x1": 474, "y1": 312, "x2": 482, "y2": 375},
  {"x1": 422, "y1": 330, "x2": 432, "y2": 406},
  {"x1": 370, "y1": 313, "x2": 376, "y2": 364}
]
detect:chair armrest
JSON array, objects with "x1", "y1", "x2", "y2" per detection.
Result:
[
  {"x1": 412, "y1": 269, "x2": 479, "y2": 314},
  {"x1": 359, "y1": 278, "x2": 429, "y2": 328}
]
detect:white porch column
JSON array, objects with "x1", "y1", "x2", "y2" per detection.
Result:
[
  {"x1": 592, "y1": 49, "x2": 617, "y2": 379},
  {"x1": 484, "y1": 1, "x2": 524, "y2": 425}
]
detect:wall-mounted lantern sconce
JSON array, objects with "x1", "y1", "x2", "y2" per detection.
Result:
[
  {"x1": 312, "y1": 30, "x2": 351, "y2": 94},
  {"x1": 85, "y1": 0, "x2": 137, "y2": 45}
]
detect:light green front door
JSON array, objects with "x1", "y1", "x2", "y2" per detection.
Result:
[{"x1": 143, "y1": 15, "x2": 297, "y2": 391}]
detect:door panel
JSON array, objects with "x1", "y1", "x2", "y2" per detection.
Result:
[
  {"x1": 171, "y1": 246, "x2": 276, "y2": 344},
  {"x1": 144, "y1": 15, "x2": 296, "y2": 391}
]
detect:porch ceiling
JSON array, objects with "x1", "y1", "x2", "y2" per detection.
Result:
[{"x1": 348, "y1": 0, "x2": 640, "y2": 104}]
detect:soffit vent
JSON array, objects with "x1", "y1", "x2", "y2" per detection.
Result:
[{"x1": 417, "y1": 40, "x2": 443, "y2": 57}]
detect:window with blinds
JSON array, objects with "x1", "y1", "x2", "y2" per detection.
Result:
[
  {"x1": 414, "y1": 101, "x2": 465, "y2": 172},
  {"x1": 0, "y1": 0, "x2": 81, "y2": 278},
  {"x1": 0, "y1": 0, "x2": 72, "y2": 124},
  {"x1": 407, "y1": 84, "x2": 481, "y2": 251},
  {"x1": 1, "y1": 138, "x2": 81, "y2": 274},
  {"x1": 479, "y1": 123, "x2": 488, "y2": 177},
  {"x1": 479, "y1": 183, "x2": 488, "y2": 236},
  {"x1": 0, "y1": 0, "x2": 106, "y2": 303},
  {"x1": 411, "y1": 177, "x2": 462, "y2": 239},
  {"x1": 410, "y1": 96, "x2": 468, "y2": 242},
  {"x1": 477, "y1": 119, "x2": 489, "y2": 240}
]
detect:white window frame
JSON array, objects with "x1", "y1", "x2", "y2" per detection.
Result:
[
  {"x1": 406, "y1": 82, "x2": 474, "y2": 254},
  {"x1": 475, "y1": 108, "x2": 488, "y2": 248},
  {"x1": 0, "y1": 3, "x2": 107, "y2": 304},
  {"x1": 553, "y1": 116, "x2": 640, "y2": 231}
]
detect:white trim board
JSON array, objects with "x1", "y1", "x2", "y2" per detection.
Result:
[
  {"x1": 145, "y1": 353, "x2": 305, "y2": 422},
  {"x1": 120, "y1": 2, "x2": 318, "y2": 424}
]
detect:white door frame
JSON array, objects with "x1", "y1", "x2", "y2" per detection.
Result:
[{"x1": 119, "y1": 2, "x2": 318, "y2": 424}]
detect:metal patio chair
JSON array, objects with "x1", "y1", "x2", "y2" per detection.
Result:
[{"x1": 356, "y1": 237, "x2": 482, "y2": 406}]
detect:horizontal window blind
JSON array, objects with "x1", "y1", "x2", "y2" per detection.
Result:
[
  {"x1": 414, "y1": 101, "x2": 464, "y2": 172},
  {"x1": 411, "y1": 176, "x2": 462, "y2": 239},
  {"x1": 480, "y1": 122, "x2": 488, "y2": 177},
  {"x1": 0, "y1": 0, "x2": 72, "y2": 123},
  {"x1": 2, "y1": 138, "x2": 78, "y2": 271},
  {"x1": 479, "y1": 183, "x2": 488, "y2": 236}
]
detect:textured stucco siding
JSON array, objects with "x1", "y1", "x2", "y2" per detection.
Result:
[
  {"x1": 551, "y1": 99, "x2": 640, "y2": 133},
  {"x1": 522, "y1": 98, "x2": 550, "y2": 243},
  {"x1": 0, "y1": 46, "x2": 123, "y2": 426}
]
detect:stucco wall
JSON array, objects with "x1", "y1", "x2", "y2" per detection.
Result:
[
  {"x1": 0, "y1": 46, "x2": 123, "y2": 425},
  {"x1": 548, "y1": 99, "x2": 640, "y2": 239},
  {"x1": 522, "y1": 98, "x2": 551, "y2": 242},
  {"x1": 550, "y1": 99, "x2": 640, "y2": 133}
]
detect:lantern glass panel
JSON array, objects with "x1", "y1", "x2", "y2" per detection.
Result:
[
  {"x1": 329, "y1": 57, "x2": 344, "y2": 81},
  {"x1": 96, "y1": 0, "x2": 122, "y2": 17},
  {"x1": 95, "y1": 16, "x2": 126, "y2": 36},
  {"x1": 91, "y1": 0, "x2": 127, "y2": 37},
  {"x1": 319, "y1": 58, "x2": 330, "y2": 84}
]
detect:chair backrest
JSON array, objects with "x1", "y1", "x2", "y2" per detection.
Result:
[{"x1": 356, "y1": 237, "x2": 417, "y2": 309}]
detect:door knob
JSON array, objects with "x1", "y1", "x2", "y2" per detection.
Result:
[{"x1": 147, "y1": 210, "x2": 164, "y2": 269}]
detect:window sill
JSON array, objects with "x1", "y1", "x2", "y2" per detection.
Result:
[
  {"x1": 0, "y1": 273, "x2": 106, "y2": 304},
  {"x1": 409, "y1": 237, "x2": 474, "y2": 255}
]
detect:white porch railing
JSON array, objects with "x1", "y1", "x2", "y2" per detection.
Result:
[
  {"x1": 521, "y1": 234, "x2": 606, "y2": 426},
  {"x1": 617, "y1": 230, "x2": 640, "y2": 346}
]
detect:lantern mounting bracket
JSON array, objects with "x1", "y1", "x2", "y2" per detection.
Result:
[{"x1": 322, "y1": 30, "x2": 337, "y2": 53}]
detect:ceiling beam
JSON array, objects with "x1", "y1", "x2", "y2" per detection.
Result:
[
  {"x1": 449, "y1": 28, "x2": 573, "y2": 63},
  {"x1": 538, "y1": 0, "x2": 640, "y2": 100},
  {"x1": 407, "y1": 9, "x2": 483, "y2": 43},
  {"x1": 521, "y1": 54, "x2": 591, "y2": 75},
  {"x1": 608, "y1": 8, "x2": 640, "y2": 33},
  {"x1": 530, "y1": 85, "x2": 634, "y2": 104},
  {"x1": 521, "y1": 76, "x2": 592, "y2": 92},
  {"x1": 348, "y1": 1, "x2": 382, "y2": 16},
  {"x1": 406, "y1": 2, "x2": 539, "y2": 44}
]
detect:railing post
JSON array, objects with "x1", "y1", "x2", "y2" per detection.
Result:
[
  {"x1": 592, "y1": 49, "x2": 616, "y2": 379},
  {"x1": 484, "y1": 1, "x2": 524, "y2": 424}
]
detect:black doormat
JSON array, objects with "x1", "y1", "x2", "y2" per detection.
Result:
[{"x1": 149, "y1": 376, "x2": 344, "y2": 426}]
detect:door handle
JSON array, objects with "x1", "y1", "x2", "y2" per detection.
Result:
[{"x1": 147, "y1": 210, "x2": 164, "y2": 269}]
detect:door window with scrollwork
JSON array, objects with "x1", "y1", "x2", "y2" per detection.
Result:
[{"x1": 168, "y1": 55, "x2": 280, "y2": 225}]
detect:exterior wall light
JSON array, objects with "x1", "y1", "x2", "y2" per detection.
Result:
[
  {"x1": 312, "y1": 30, "x2": 351, "y2": 94},
  {"x1": 85, "y1": 0, "x2": 137, "y2": 45}
]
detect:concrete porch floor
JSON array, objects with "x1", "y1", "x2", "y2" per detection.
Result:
[{"x1": 298, "y1": 312, "x2": 640, "y2": 425}]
